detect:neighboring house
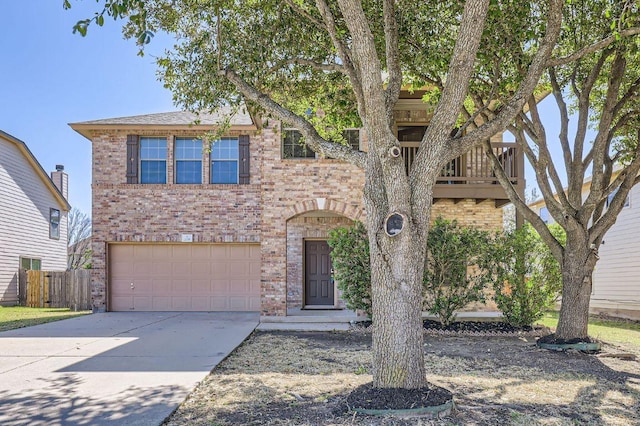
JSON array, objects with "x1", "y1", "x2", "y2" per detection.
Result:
[
  {"x1": 70, "y1": 92, "x2": 523, "y2": 317},
  {"x1": 0, "y1": 130, "x2": 71, "y2": 306},
  {"x1": 529, "y1": 172, "x2": 640, "y2": 320}
]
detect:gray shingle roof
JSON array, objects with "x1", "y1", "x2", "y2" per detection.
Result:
[{"x1": 71, "y1": 107, "x2": 253, "y2": 126}]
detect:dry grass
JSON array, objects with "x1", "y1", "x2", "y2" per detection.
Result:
[{"x1": 165, "y1": 330, "x2": 640, "y2": 426}]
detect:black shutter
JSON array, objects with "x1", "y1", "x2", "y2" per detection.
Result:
[
  {"x1": 239, "y1": 135, "x2": 250, "y2": 184},
  {"x1": 126, "y1": 135, "x2": 139, "y2": 183}
]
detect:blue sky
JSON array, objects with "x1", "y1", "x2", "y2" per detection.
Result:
[
  {"x1": 1, "y1": 2, "x2": 568, "y2": 217},
  {"x1": 1, "y1": 1, "x2": 174, "y2": 215}
]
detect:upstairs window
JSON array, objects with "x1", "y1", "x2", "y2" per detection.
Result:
[
  {"x1": 140, "y1": 137, "x2": 167, "y2": 184},
  {"x1": 540, "y1": 207, "x2": 550, "y2": 224},
  {"x1": 282, "y1": 128, "x2": 360, "y2": 158},
  {"x1": 211, "y1": 137, "x2": 239, "y2": 184},
  {"x1": 606, "y1": 188, "x2": 630, "y2": 209},
  {"x1": 175, "y1": 138, "x2": 203, "y2": 184},
  {"x1": 343, "y1": 129, "x2": 361, "y2": 151},
  {"x1": 282, "y1": 129, "x2": 315, "y2": 159},
  {"x1": 49, "y1": 208, "x2": 60, "y2": 240},
  {"x1": 398, "y1": 126, "x2": 428, "y2": 142}
]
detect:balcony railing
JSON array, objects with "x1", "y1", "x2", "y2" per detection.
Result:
[{"x1": 401, "y1": 142, "x2": 524, "y2": 205}]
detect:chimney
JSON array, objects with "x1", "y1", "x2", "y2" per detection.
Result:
[{"x1": 51, "y1": 164, "x2": 69, "y2": 200}]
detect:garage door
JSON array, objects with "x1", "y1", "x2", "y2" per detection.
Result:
[{"x1": 109, "y1": 244, "x2": 261, "y2": 312}]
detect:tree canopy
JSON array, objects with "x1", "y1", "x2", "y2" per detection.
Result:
[
  {"x1": 487, "y1": 0, "x2": 640, "y2": 340},
  {"x1": 68, "y1": 0, "x2": 564, "y2": 390}
]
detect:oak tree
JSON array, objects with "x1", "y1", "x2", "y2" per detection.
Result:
[{"x1": 68, "y1": 0, "x2": 563, "y2": 388}]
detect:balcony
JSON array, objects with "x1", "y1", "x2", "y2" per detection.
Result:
[{"x1": 401, "y1": 142, "x2": 524, "y2": 207}]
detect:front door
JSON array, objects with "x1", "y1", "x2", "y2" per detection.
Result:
[{"x1": 304, "y1": 240, "x2": 334, "y2": 306}]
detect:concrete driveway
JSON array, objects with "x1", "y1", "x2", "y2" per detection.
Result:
[{"x1": 0, "y1": 312, "x2": 259, "y2": 426}]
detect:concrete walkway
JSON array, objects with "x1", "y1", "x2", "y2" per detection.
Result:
[{"x1": 0, "y1": 312, "x2": 259, "y2": 426}]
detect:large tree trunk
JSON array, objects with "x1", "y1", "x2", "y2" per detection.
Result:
[
  {"x1": 555, "y1": 233, "x2": 594, "y2": 341},
  {"x1": 363, "y1": 160, "x2": 428, "y2": 389}
]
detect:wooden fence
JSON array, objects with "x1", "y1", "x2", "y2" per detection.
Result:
[{"x1": 18, "y1": 269, "x2": 91, "y2": 311}]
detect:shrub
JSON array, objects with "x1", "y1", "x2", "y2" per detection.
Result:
[
  {"x1": 327, "y1": 221, "x2": 372, "y2": 317},
  {"x1": 423, "y1": 218, "x2": 494, "y2": 326},
  {"x1": 491, "y1": 223, "x2": 563, "y2": 327}
]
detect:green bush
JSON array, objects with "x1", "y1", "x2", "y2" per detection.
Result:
[
  {"x1": 327, "y1": 221, "x2": 372, "y2": 317},
  {"x1": 491, "y1": 223, "x2": 563, "y2": 327},
  {"x1": 423, "y1": 217, "x2": 494, "y2": 326}
]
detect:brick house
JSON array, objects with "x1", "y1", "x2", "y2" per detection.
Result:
[{"x1": 70, "y1": 95, "x2": 523, "y2": 317}]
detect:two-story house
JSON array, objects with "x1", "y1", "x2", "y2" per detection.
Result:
[
  {"x1": 0, "y1": 130, "x2": 71, "y2": 305},
  {"x1": 70, "y1": 94, "x2": 523, "y2": 317}
]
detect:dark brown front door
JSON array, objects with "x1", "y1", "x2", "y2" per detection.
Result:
[{"x1": 305, "y1": 240, "x2": 334, "y2": 306}]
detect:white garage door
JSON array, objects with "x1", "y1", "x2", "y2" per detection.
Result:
[{"x1": 109, "y1": 244, "x2": 261, "y2": 312}]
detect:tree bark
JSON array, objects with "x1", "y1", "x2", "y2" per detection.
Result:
[
  {"x1": 364, "y1": 157, "x2": 428, "y2": 389},
  {"x1": 555, "y1": 233, "x2": 593, "y2": 341}
]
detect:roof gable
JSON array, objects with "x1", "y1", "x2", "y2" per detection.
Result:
[{"x1": 0, "y1": 130, "x2": 71, "y2": 211}]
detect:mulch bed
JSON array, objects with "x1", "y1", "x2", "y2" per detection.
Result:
[
  {"x1": 356, "y1": 319, "x2": 548, "y2": 336},
  {"x1": 344, "y1": 383, "x2": 453, "y2": 412}
]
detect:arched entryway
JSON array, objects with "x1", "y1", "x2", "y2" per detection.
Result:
[{"x1": 285, "y1": 199, "x2": 363, "y2": 310}]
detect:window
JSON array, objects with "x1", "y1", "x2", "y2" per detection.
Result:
[
  {"x1": 283, "y1": 128, "x2": 360, "y2": 158},
  {"x1": 50, "y1": 208, "x2": 60, "y2": 239},
  {"x1": 211, "y1": 137, "x2": 239, "y2": 184},
  {"x1": 282, "y1": 129, "x2": 315, "y2": 159},
  {"x1": 397, "y1": 126, "x2": 428, "y2": 142},
  {"x1": 175, "y1": 138, "x2": 203, "y2": 184},
  {"x1": 342, "y1": 129, "x2": 361, "y2": 151},
  {"x1": 140, "y1": 137, "x2": 167, "y2": 184},
  {"x1": 20, "y1": 257, "x2": 41, "y2": 270},
  {"x1": 540, "y1": 207, "x2": 549, "y2": 224},
  {"x1": 606, "y1": 188, "x2": 630, "y2": 209}
]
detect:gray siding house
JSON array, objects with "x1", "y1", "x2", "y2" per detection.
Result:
[{"x1": 0, "y1": 130, "x2": 71, "y2": 305}]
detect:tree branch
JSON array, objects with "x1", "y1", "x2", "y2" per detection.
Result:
[
  {"x1": 548, "y1": 68, "x2": 574, "y2": 182},
  {"x1": 483, "y1": 139, "x2": 564, "y2": 261},
  {"x1": 284, "y1": 0, "x2": 325, "y2": 30},
  {"x1": 383, "y1": 0, "x2": 402, "y2": 125},
  {"x1": 454, "y1": 0, "x2": 563, "y2": 159},
  {"x1": 314, "y1": 0, "x2": 366, "y2": 115},
  {"x1": 548, "y1": 27, "x2": 640, "y2": 67},
  {"x1": 583, "y1": 51, "x2": 627, "y2": 215},
  {"x1": 268, "y1": 58, "x2": 346, "y2": 74},
  {"x1": 221, "y1": 67, "x2": 366, "y2": 168}
]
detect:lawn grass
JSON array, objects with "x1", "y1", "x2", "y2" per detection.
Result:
[
  {"x1": 537, "y1": 311, "x2": 640, "y2": 346},
  {"x1": 0, "y1": 306, "x2": 90, "y2": 332}
]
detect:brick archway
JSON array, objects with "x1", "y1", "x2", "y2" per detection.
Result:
[{"x1": 285, "y1": 198, "x2": 364, "y2": 222}]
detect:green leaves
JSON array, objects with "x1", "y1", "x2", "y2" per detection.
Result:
[
  {"x1": 328, "y1": 221, "x2": 372, "y2": 318},
  {"x1": 423, "y1": 217, "x2": 494, "y2": 326},
  {"x1": 491, "y1": 224, "x2": 563, "y2": 327}
]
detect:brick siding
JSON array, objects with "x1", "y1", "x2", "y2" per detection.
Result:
[{"x1": 88, "y1": 118, "x2": 505, "y2": 315}]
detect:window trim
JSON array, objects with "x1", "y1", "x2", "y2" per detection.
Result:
[
  {"x1": 174, "y1": 137, "x2": 203, "y2": 184},
  {"x1": 139, "y1": 137, "x2": 168, "y2": 184},
  {"x1": 49, "y1": 208, "x2": 60, "y2": 240}
]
